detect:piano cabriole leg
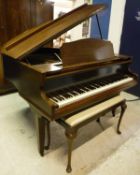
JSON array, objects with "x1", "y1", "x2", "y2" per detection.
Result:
[
  {"x1": 117, "y1": 102, "x2": 127, "y2": 134},
  {"x1": 36, "y1": 116, "x2": 46, "y2": 156},
  {"x1": 65, "y1": 129, "x2": 77, "y2": 173}
]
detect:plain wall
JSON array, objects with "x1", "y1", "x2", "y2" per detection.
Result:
[{"x1": 108, "y1": 0, "x2": 126, "y2": 53}]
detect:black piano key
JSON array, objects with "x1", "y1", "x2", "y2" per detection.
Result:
[
  {"x1": 82, "y1": 83, "x2": 91, "y2": 89},
  {"x1": 79, "y1": 88, "x2": 86, "y2": 92},
  {"x1": 62, "y1": 91, "x2": 71, "y2": 98},
  {"x1": 72, "y1": 90, "x2": 80, "y2": 95},
  {"x1": 59, "y1": 95, "x2": 65, "y2": 100},
  {"x1": 56, "y1": 89, "x2": 69, "y2": 99},
  {"x1": 96, "y1": 82, "x2": 104, "y2": 86},
  {"x1": 54, "y1": 96, "x2": 61, "y2": 102},
  {"x1": 62, "y1": 89, "x2": 73, "y2": 98},
  {"x1": 62, "y1": 94, "x2": 69, "y2": 98},
  {"x1": 100, "y1": 82, "x2": 106, "y2": 86},
  {"x1": 83, "y1": 86, "x2": 91, "y2": 91},
  {"x1": 101, "y1": 80, "x2": 108, "y2": 85},
  {"x1": 67, "y1": 92, "x2": 74, "y2": 97},
  {"x1": 52, "y1": 97, "x2": 59, "y2": 102},
  {"x1": 69, "y1": 90, "x2": 78, "y2": 96},
  {"x1": 76, "y1": 88, "x2": 84, "y2": 94},
  {"x1": 71, "y1": 87, "x2": 80, "y2": 95},
  {"x1": 58, "y1": 90, "x2": 66, "y2": 96},
  {"x1": 91, "y1": 83, "x2": 100, "y2": 88},
  {"x1": 56, "y1": 95, "x2": 64, "y2": 101},
  {"x1": 87, "y1": 84, "x2": 93, "y2": 90},
  {"x1": 90, "y1": 84, "x2": 97, "y2": 89},
  {"x1": 79, "y1": 85, "x2": 89, "y2": 91},
  {"x1": 78, "y1": 85, "x2": 87, "y2": 92},
  {"x1": 61, "y1": 87, "x2": 77, "y2": 97},
  {"x1": 50, "y1": 91, "x2": 64, "y2": 102},
  {"x1": 72, "y1": 87, "x2": 82, "y2": 94},
  {"x1": 77, "y1": 85, "x2": 88, "y2": 92},
  {"x1": 88, "y1": 84, "x2": 96, "y2": 89},
  {"x1": 89, "y1": 84, "x2": 97, "y2": 88}
]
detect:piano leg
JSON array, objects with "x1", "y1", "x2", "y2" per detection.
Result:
[
  {"x1": 65, "y1": 129, "x2": 77, "y2": 173},
  {"x1": 117, "y1": 102, "x2": 127, "y2": 134},
  {"x1": 36, "y1": 116, "x2": 50, "y2": 156},
  {"x1": 45, "y1": 119, "x2": 51, "y2": 150}
]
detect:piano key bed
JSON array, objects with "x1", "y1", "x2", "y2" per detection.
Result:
[
  {"x1": 37, "y1": 95, "x2": 127, "y2": 173},
  {"x1": 48, "y1": 74, "x2": 133, "y2": 108}
]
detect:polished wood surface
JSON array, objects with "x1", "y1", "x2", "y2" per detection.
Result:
[
  {"x1": 2, "y1": 4, "x2": 106, "y2": 59},
  {"x1": 60, "y1": 38, "x2": 114, "y2": 65}
]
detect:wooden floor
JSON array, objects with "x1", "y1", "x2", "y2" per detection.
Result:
[{"x1": 0, "y1": 92, "x2": 140, "y2": 175}]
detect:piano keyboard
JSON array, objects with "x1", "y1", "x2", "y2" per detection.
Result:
[{"x1": 48, "y1": 75, "x2": 133, "y2": 108}]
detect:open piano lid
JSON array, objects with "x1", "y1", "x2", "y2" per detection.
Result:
[{"x1": 1, "y1": 4, "x2": 106, "y2": 59}]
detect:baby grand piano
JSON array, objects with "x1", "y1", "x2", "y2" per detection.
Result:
[
  {"x1": 1, "y1": 5, "x2": 139, "y2": 171},
  {"x1": 1, "y1": 4, "x2": 138, "y2": 121}
]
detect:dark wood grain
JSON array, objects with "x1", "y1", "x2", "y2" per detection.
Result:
[
  {"x1": 0, "y1": 0, "x2": 53, "y2": 45},
  {"x1": 0, "y1": 0, "x2": 53, "y2": 94},
  {"x1": 0, "y1": 0, "x2": 8, "y2": 45}
]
